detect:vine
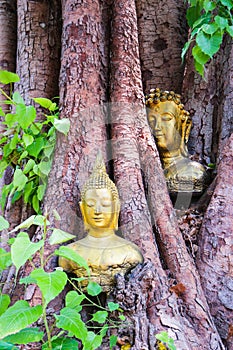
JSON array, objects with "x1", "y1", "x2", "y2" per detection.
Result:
[
  {"x1": 0, "y1": 70, "x2": 70, "y2": 213},
  {"x1": 183, "y1": 0, "x2": 233, "y2": 76}
]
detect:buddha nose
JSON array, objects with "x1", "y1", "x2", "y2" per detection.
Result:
[
  {"x1": 154, "y1": 117, "x2": 161, "y2": 130},
  {"x1": 94, "y1": 203, "x2": 101, "y2": 214}
]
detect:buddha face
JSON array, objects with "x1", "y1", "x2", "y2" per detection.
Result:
[
  {"x1": 147, "y1": 100, "x2": 182, "y2": 154},
  {"x1": 80, "y1": 188, "x2": 119, "y2": 232}
]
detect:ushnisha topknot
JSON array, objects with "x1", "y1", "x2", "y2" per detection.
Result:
[
  {"x1": 81, "y1": 151, "x2": 119, "y2": 201},
  {"x1": 145, "y1": 88, "x2": 191, "y2": 122}
]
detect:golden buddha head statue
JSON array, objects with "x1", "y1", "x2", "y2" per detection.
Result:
[
  {"x1": 145, "y1": 88, "x2": 192, "y2": 158},
  {"x1": 80, "y1": 153, "x2": 120, "y2": 233}
]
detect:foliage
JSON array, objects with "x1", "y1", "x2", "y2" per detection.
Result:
[
  {"x1": 0, "y1": 70, "x2": 70, "y2": 213},
  {"x1": 155, "y1": 331, "x2": 177, "y2": 350},
  {"x1": 0, "y1": 213, "x2": 125, "y2": 350},
  {"x1": 183, "y1": 0, "x2": 233, "y2": 76}
]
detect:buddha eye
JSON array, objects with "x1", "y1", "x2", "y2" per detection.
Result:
[
  {"x1": 86, "y1": 200, "x2": 95, "y2": 207},
  {"x1": 161, "y1": 113, "x2": 174, "y2": 121},
  {"x1": 101, "y1": 201, "x2": 112, "y2": 207}
]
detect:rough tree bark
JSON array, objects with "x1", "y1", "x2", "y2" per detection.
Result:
[
  {"x1": 15, "y1": 0, "x2": 62, "y2": 105},
  {"x1": 196, "y1": 134, "x2": 233, "y2": 350},
  {"x1": 136, "y1": 0, "x2": 188, "y2": 93}
]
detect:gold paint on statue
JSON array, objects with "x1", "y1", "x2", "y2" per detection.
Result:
[
  {"x1": 59, "y1": 153, "x2": 143, "y2": 292},
  {"x1": 145, "y1": 88, "x2": 207, "y2": 193}
]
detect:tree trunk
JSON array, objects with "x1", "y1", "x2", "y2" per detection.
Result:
[
  {"x1": 109, "y1": 0, "x2": 224, "y2": 348},
  {"x1": 196, "y1": 134, "x2": 233, "y2": 350}
]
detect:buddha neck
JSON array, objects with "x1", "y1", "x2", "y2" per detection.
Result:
[
  {"x1": 160, "y1": 149, "x2": 183, "y2": 169},
  {"x1": 87, "y1": 228, "x2": 115, "y2": 238}
]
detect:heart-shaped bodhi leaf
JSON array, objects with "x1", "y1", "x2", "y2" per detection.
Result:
[
  {"x1": 55, "y1": 307, "x2": 88, "y2": 341},
  {"x1": 49, "y1": 228, "x2": 76, "y2": 245},
  {"x1": 65, "y1": 291, "x2": 85, "y2": 311},
  {"x1": 55, "y1": 246, "x2": 90, "y2": 273},
  {"x1": 0, "y1": 300, "x2": 42, "y2": 339},
  {"x1": 30, "y1": 268, "x2": 67, "y2": 306},
  {"x1": 11, "y1": 232, "x2": 44, "y2": 275}
]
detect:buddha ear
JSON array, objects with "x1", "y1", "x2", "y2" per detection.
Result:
[
  {"x1": 79, "y1": 201, "x2": 89, "y2": 231},
  {"x1": 112, "y1": 199, "x2": 120, "y2": 230}
]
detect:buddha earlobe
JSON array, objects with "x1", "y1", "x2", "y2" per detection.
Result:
[{"x1": 79, "y1": 201, "x2": 89, "y2": 231}]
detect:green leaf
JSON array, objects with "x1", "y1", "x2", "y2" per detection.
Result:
[
  {"x1": 53, "y1": 119, "x2": 70, "y2": 135},
  {"x1": 16, "y1": 104, "x2": 36, "y2": 129},
  {"x1": 43, "y1": 144, "x2": 55, "y2": 158},
  {"x1": 0, "y1": 340, "x2": 19, "y2": 349},
  {"x1": 87, "y1": 281, "x2": 102, "y2": 296},
  {"x1": 0, "y1": 184, "x2": 13, "y2": 210},
  {"x1": 23, "y1": 159, "x2": 35, "y2": 174},
  {"x1": 11, "y1": 232, "x2": 44, "y2": 274},
  {"x1": 65, "y1": 291, "x2": 85, "y2": 311},
  {"x1": 12, "y1": 169, "x2": 27, "y2": 191},
  {"x1": 83, "y1": 332, "x2": 103, "y2": 350},
  {"x1": 215, "y1": 15, "x2": 229, "y2": 29},
  {"x1": 3, "y1": 328, "x2": 44, "y2": 344},
  {"x1": 0, "y1": 71, "x2": 20, "y2": 84},
  {"x1": 11, "y1": 191, "x2": 22, "y2": 204},
  {"x1": 32, "y1": 195, "x2": 40, "y2": 213},
  {"x1": 108, "y1": 301, "x2": 119, "y2": 311},
  {"x1": 18, "y1": 150, "x2": 28, "y2": 163},
  {"x1": 30, "y1": 122, "x2": 42, "y2": 135},
  {"x1": 22, "y1": 134, "x2": 34, "y2": 147},
  {"x1": 55, "y1": 307, "x2": 88, "y2": 340},
  {"x1": 92, "y1": 311, "x2": 108, "y2": 324},
  {"x1": 186, "y1": 5, "x2": 201, "y2": 27},
  {"x1": 38, "y1": 160, "x2": 52, "y2": 176},
  {"x1": 23, "y1": 181, "x2": 34, "y2": 203},
  {"x1": 42, "y1": 337, "x2": 79, "y2": 350},
  {"x1": 203, "y1": 0, "x2": 216, "y2": 12},
  {"x1": 110, "y1": 335, "x2": 118, "y2": 349},
  {"x1": 220, "y1": 0, "x2": 233, "y2": 9},
  {"x1": 0, "y1": 294, "x2": 10, "y2": 316},
  {"x1": 119, "y1": 314, "x2": 126, "y2": 321},
  {"x1": 10, "y1": 215, "x2": 39, "y2": 232},
  {"x1": 3, "y1": 143, "x2": 12, "y2": 158},
  {"x1": 26, "y1": 137, "x2": 45, "y2": 158},
  {"x1": 194, "y1": 59, "x2": 205, "y2": 77},
  {"x1": 0, "y1": 216, "x2": 9, "y2": 230},
  {"x1": 49, "y1": 228, "x2": 76, "y2": 245},
  {"x1": 37, "y1": 184, "x2": 46, "y2": 201},
  {"x1": 32, "y1": 97, "x2": 53, "y2": 109},
  {"x1": 0, "y1": 160, "x2": 8, "y2": 177},
  {"x1": 9, "y1": 134, "x2": 19, "y2": 150},
  {"x1": 0, "y1": 300, "x2": 42, "y2": 339},
  {"x1": 196, "y1": 30, "x2": 223, "y2": 56},
  {"x1": 19, "y1": 275, "x2": 37, "y2": 285},
  {"x1": 192, "y1": 45, "x2": 210, "y2": 65},
  {"x1": 12, "y1": 92, "x2": 24, "y2": 105},
  {"x1": 226, "y1": 25, "x2": 233, "y2": 36},
  {"x1": 202, "y1": 22, "x2": 219, "y2": 35},
  {"x1": 5, "y1": 113, "x2": 17, "y2": 128},
  {"x1": 192, "y1": 13, "x2": 212, "y2": 30},
  {"x1": 55, "y1": 246, "x2": 90, "y2": 273},
  {"x1": 30, "y1": 268, "x2": 67, "y2": 306}
]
